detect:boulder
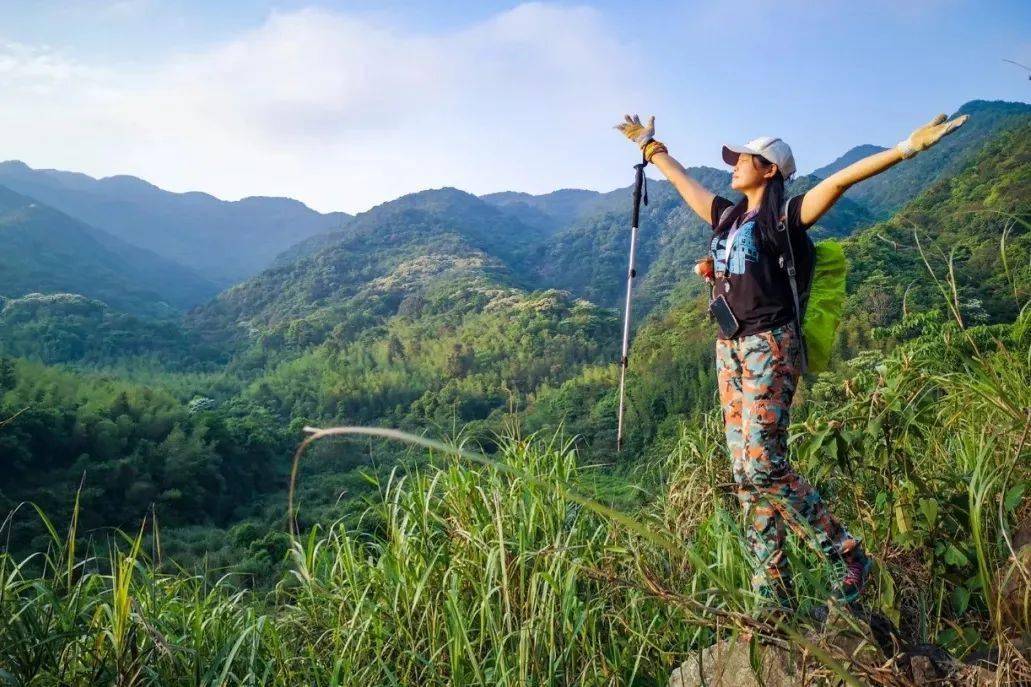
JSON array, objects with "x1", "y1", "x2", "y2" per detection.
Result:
[
  {"x1": 668, "y1": 611, "x2": 1003, "y2": 686},
  {"x1": 668, "y1": 637, "x2": 799, "y2": 687}
]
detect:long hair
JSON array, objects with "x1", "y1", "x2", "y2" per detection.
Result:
[{"x1": 753, "y1": 155, "x2": 785, "y2": 249}]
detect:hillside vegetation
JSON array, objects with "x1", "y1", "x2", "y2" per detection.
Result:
[
  {"x1": 0, "y1": 99, "x2": 1028, "y2": 684},
  {"x1": 1, "y1": 305, "x2": 1027, "y2": 684},
  {"x1": 0, "y1": 186, "x2": 217, "y2": 316}
]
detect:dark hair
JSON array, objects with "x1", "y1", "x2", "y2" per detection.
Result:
[{"x1": 752, "y1": 155, "x2": 785, "y2": 249}]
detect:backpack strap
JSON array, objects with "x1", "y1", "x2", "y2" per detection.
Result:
[{"x1": 775, "y1": 196, "x2": 810, "y2": 375}]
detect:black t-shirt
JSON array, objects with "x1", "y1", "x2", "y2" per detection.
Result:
[{"x1": 708, "y1": 193, "x2": 813, "y2": 339}]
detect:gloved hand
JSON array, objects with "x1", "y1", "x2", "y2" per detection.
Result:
[
  {"x1": 614, "y1": 114, "x2": 667, "y2": 162},
  {"x1": 896, "y1": 113, "x2": 969, "y2": 158},
  {"x1": 614, "y1": 114, "x2": 655, "y2": 148}
]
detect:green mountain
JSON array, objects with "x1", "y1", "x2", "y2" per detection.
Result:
[
  {"x1": 188, "y1": 187, "x2": 550, "y2": 352},
  {"x1": 0, "y1": 161, "x2": 353, "y2": 286},
  {"x1": 810, "y1": 143, "x2": 888, "y2": 179},
  {"x1": 0, "y1": 186, "x2": 218, "y2": 317},
  {"x1": 835, "y1": 117, "x2": 1030, "y2": 355},
  {"x1": 838, "y1": 99, "x2": 1030, "y2": 217},
  {"x1": 481, "y1": 187, "x2": 624, "y2": 229}
]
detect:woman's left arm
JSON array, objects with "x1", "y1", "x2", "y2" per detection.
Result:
[{"x1": 800, "y1": 113, "x2": 969, "y2": 226}]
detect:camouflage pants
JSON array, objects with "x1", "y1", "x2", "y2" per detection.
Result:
[{"x1": 716, "y1": 322, "x2": 860, "y2": 596}]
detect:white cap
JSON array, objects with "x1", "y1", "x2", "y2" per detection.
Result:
[{"x1": 722, "y1": 136, "x2": 796, "y2": 180}]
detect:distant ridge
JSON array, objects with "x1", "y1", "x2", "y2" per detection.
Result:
[
  {"x1": 821, "y1": 99, "x2": 1031, "y2": 217},
  {"x1": 0, "y1": 185, "x2": 218, "y2": 316},
  {"x1": 0, "y1": 161, "x2": 353, "y2": 286},
  {"x1": 810, "y1": 144, "x2": 889, "y2": 179}
]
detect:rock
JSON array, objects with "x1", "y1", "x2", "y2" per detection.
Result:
[
  {"x1": 668, "y1": 638, "x2": 798, "y2": 687},
  {"x1": 668, "y1": 610, "x2": 1003, "y2": 686},
  {"x1": 953, "y1": 664, "x2": 1001, "y2": 686},
  {"x1": 908, "y1": 654, "x2": 939, "y2": 683}
]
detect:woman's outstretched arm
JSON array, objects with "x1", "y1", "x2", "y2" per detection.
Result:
[
  {"x1": 800, "y1": 112, "x2": 969, "y2": 226},
  {"x1": 649, "y1": 150, "x2": 715, "y2": 223},
  {"x1": 614, "y1": 114, "x2": 714, "y2": 223}
]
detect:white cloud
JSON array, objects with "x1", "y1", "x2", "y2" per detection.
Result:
[
  {"x1": 0, "y1": 40, "x2": 103, "y2": 94},
  {"x1": 0, "y1": 4, "x2": 651, "y2": 213}
]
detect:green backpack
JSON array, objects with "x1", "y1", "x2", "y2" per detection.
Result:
[
  {"x1": 773, "y1": 198, "x2": 847, "y2": 375},
  {"x1": 714, "y1": 198, "x2": 847, "y2": 374}
]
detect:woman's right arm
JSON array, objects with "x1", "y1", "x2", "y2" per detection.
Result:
[
  {"x1": 615, "y1": 114, "x2": 714, "y2": 224},
  {"x1": 649, "y1": 150, "x2": 715, "y2": 224}
]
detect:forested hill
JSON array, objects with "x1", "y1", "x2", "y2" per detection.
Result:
[
  {"x1": 0, "y1": 98, "x2": 1027, "y2": 580},
  {"x1": 0, "y1": 185, "x2": 217, "y2": 317},
  {"x1": 836, "y1": 118, "x2": 1031, "y2": 352},
  {"x1": 809, "y1": 143, "x2": 888, "y2": 179},
  {"x1": 186, "y1": 187, "x2": 550, "y2": 352},
  {"x1": 837, "y1": 99, "x2": 1031, "y2": 217},
  {"x1": 0, "y1": 160, "x2": 352, "y2": 286},
  {"x1": 200, "y1": 165, "x2": 878, "y2": 360}
]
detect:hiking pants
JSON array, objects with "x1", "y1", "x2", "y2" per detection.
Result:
[{"x1": 715, "y1": 321, "x2": 860, "y2": 595}]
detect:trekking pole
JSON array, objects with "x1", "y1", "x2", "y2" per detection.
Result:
[{"x1": 616, "y1": 153, "x2": 648, "y2": 451}]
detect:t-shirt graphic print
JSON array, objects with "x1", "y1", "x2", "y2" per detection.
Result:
[{"x1": 710, "y1": 217, "x2": 760, "y2": 276}]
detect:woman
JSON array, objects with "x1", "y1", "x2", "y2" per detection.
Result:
[{"x1": 615, "y1": 112, "x2": 968, "y2": 609}]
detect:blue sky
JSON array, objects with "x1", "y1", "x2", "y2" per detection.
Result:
[{"x1": 0, "y1": 1, "x2": 1028, "y2": 213}]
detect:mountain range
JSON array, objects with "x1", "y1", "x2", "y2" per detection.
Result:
[
  {"x1": 0, "y1": 99, "x2": 1025, "y2": 344},
  {"x1": 0, "y1": 161, "x2": 352, "y2": 287},
  {"x1": 0, "y1": 185, "x2": 217, "y2": 317}
]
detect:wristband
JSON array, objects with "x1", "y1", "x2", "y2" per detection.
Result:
[
  {"x1": 643, "y1": 139, "x2": 667, "y2": 163},
  {"x1": 895, "y1": 137, "x2": 917, "y2": 159}
]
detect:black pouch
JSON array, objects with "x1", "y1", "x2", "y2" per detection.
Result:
[{"x1": 708, "y1": 294, "x2": 740, "y2": 338}]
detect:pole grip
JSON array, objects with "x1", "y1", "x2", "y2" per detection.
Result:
[{"x1": 631, "y1": 162, "x2": 645, "y2": 228}]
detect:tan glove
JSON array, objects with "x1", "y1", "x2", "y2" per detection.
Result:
[
  {"x1": 614, "y1": 114, "x2": 667, "y2": 162},
  {"x1": 614, "y1": 113, "x2": 655, "y2": 147},
  {"x1": 896, "y1": 113, "x2": 970, "y2": 158}
]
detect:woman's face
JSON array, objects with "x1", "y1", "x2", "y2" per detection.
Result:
[{"x1": 730, "y1": 153, "x2": 775, "y2": 191}]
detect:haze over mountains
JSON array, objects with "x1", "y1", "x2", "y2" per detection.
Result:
[
  {"x1": 0, "y1": 185, "x2": 216, "y2": 317},
  {"x1": 0, "y1": 99, "x2": 1026, "y2": 331},
  {"x1": 0, "y1": 160, "x2": 352, "y2": 287}
]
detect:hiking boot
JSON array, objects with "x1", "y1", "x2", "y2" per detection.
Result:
[{"x1": 839, "y1": 548, "x2": 873, "y2": 605}]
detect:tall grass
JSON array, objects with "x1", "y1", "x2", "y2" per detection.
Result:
[{"x1": 1, "y1": 231, "x2": 1029, "y2": 685}]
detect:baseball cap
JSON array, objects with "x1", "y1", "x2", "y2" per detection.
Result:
[{"x1": 722, "y1": 136, "x2": 796, "y2": 180}]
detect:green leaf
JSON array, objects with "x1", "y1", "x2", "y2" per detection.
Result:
[
  {"x1": 952, "y1": 585, "x2": 970, "y2": 615},
  {"x1": 918, "y1": 498, "x2": 939, "y2": 529},
  {"x1": 944, "y1": 543, "x2": 971, "y2": 568},
  {"x1": 894, "y1": 503, "x2": 912, "y2": 535},
  {"x1": 1003, "y1": 483, "x2": 1026, "y2": 513},
  {"x1": 875, "y1": 491, "x2": 889, "y2": 510}
]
